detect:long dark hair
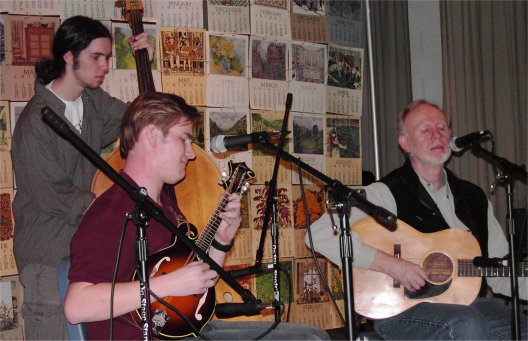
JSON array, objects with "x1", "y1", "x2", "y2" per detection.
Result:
[{"x1": 35, "y1": 16, "x2": 112, "y2": 84}]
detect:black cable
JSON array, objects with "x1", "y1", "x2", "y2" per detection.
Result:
[
  {"x1": 253, "y1": 316, "x2": 282, "y2": 340},
  {"x1": 279, "y1": 266, "x2": 293, "y2": 322},
  {"x1": 109, "y1": 213, "x2": 133, "y2": 340},
  {"x1": 296, "y1": 159, "x2": 346, "y2": 326}
]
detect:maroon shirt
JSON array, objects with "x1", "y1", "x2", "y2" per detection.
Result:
[{"x1": 69, "y1": 172, "x2": 183, "y2": 340}]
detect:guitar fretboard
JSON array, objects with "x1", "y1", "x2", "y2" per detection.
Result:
[
  {"x1": 195, "y1": 194, "x2": 230, "y2": 252},
  {"x1": 192, "y1": 163, "x2": 252, "y2": 253},
  {"x1": 458, "y1": 260, "x2": 528, "y2": 277}
]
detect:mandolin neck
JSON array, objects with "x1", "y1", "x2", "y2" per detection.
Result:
[
  {"x1": 195, "y1": 193, "x2": 231, "y2": 252},
  {"x1": 458, "y1": 260, "x2": 528, "y2": 277}
]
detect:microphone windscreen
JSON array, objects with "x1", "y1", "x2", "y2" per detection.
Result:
[
  {"x1": 210, "y1": 135, "x2": 226, "y2": 153},
  {"x1": 449, "y1": 137, "x2": 463, "y2": 152}
]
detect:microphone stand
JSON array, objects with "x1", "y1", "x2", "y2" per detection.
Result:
[
  {"x1": 471, "y1": 143, "x2": 527, "y2": 340},
  {"x1": 232, "y1": 94, "x2": 293, "y2": 321},
  {"x1": 41, "y1": 107, "x2": 260, "y2": 334},
  {"x1": 257, "y1": 140, "x2": 396, "y2": 340},
  {"x1": 264, "y1": 93, "x2": 293, "y2": 321},
  {"x1": 130, "y1": 186, "x2": 153, "y2": 340}
]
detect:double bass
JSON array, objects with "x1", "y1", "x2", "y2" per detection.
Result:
[{"x1": 92, "y1": 0, "x2": 222, "y2": 230}]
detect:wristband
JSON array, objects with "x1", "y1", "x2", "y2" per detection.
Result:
[{"x1": 211, "y1": 238, "x2": 234, "y2": 252}]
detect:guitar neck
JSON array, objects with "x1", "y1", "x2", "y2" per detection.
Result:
[{"x1": 458, "y1": 260, "x2": 528, "y2": 277}]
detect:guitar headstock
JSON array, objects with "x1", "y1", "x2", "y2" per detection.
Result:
[{"x1": 220, "y1": 161, "x2": 255, "y2": 196}]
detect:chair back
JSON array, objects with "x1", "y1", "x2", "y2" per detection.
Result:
[{"x1": 57, "y1": 257, "x2": 87, "y2": 340}]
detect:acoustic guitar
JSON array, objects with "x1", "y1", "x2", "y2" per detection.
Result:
[
  {"x1": 130, "y1": 161, "x2": 255, "y2": 339},
  {"x1": 352, "y1": 216, "x2": 527, "y2": 319}
]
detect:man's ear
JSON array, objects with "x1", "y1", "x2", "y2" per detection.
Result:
[
  {"x1": 398, "y1": 134, "x2": 411, "y2": 154},
  {"x1": 63, "y1": 51, "x2": 74, "y2": 65},
  {"x1": 144, "y1": 124, "x2": 161, "y2": 147}
]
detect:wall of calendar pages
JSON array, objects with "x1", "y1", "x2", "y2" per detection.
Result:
[{"x1": 0, "y1": 0, "x2": 367, "y2": 335}]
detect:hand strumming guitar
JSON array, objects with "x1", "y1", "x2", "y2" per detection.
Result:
[{"x1": 370, "y1": 250, "x2": 429, "y2": 292}]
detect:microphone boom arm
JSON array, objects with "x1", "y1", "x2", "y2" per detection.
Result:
[
  {"x1": 471, "y1": 144, "x2": 527, "y2": 181},
  {"x1": 256, "y1": 141, "x2": 397, "y2": 227}
]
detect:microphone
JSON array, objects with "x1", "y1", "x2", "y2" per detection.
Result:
[
  {"x1": 227, "y1": 265, "x2": 265, "y2": 279},
  {"x1": 450, "y1": 130, "x2": 491, "y2": 152},
  {"x1": 210, "y1": 131, "x2": 281, "y2": 153},
  {"x1": 215, "y1": 301, "x2": 271, "y2": 319},
  {"x1": 41, "y1": 106, "x2": 74, "y2": 138},
  {"x1": 371, "y1": 206, "x2": 398, "y2": 230},
  {"x1": 473, "y1": 256, "x2": 508, "y2": 268}
]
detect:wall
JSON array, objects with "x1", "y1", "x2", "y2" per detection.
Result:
[{"x1": 408, "y1": 0, "x2": 442, "y2": 105}]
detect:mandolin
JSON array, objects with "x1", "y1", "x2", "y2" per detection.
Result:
[
  {"x1": 352, "y1": 216, "x2": 528, "y2": 319},
  {"x1": 130, "y1": 161, "x2": 255, "y2": 339}
]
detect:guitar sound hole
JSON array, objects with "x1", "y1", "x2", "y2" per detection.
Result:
[{"x1": 423, "y1": 252, "x2": 453, "y2": 284}]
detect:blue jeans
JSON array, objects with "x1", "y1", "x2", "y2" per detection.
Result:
[
  {"x1": 373, "y1": 298, "x2": 528, "y2": 340},
  {"x1": 195, "y1": 320, "x2": 330, "y2": 340}
]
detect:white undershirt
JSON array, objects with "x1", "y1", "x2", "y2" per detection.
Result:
[{"x1": 46, "y1": 81, "x2": 84, "y2": 133}]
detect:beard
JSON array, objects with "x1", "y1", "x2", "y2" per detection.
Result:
[{"x1": 409, "y1": 145, "x2": 452, "y2": 166}]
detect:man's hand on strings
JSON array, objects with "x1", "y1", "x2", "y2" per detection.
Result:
[
  {"x1": 129, "y1": 32, "x2": 154, "y2": 61},
  {"x1": 215, "y1": 193, "x2": 242, "y2": 246}
]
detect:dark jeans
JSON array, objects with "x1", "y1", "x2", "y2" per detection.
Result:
[
  {"x1": 374, "y1": 298, "x2": 528, "y2": 340},
  {"x1": 196, "y1": 320, "x2": 330, "y2": 340}
]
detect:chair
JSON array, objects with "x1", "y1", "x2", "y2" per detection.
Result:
[{"x1": 57, "y1": 257, "x2": 87, "y2": 340}]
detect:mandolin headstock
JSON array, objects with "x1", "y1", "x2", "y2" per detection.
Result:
[{"x1": 220, "y1": 161, "x2": 255, "y2": 196}]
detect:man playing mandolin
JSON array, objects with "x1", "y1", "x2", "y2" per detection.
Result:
[
  {"x1": 11, "y1": 15, "x2": 153, "y2": 340},
  {"x1": 308, "y1": 100, "x2": 527, "y2": 339},
  {"x1": 65, "y1": 92, "x2": 330, "y2": 340}
]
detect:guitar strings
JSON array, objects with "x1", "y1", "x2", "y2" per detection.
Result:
[
  {"x1": 130, "y1": 10, "x2": 154, "y2": 93},
  {"x1": 195, "y1": 169, "x2": 242, "y2": 251}
]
